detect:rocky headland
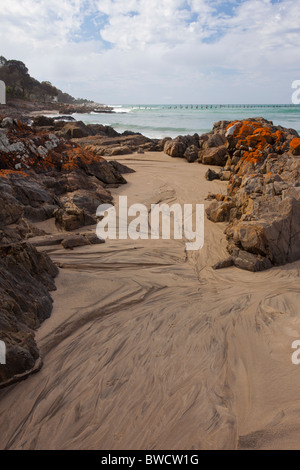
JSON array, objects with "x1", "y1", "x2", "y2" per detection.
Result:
[{"x1": 0, "y1": 100, "x2": 116, "y2": 125}]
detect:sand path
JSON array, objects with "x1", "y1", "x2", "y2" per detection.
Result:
[{"x1": 0, "y1": 152, "x2": 300, "y2": 450}]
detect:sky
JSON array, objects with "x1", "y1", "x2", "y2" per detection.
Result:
[{"x1": 0, "y1": 0, "x2": 299, "y2": 104}]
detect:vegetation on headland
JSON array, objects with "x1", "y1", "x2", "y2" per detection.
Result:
[{"x1": 0, "y1": 55, "x2": 93, "y2": 105}]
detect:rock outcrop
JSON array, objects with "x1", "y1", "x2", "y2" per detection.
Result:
[
  {"x1": 204, "y1": 118, "x2": 300, "y2": 271},
  {"x1": 163, "y1": 124, "x2": 228, "y2": 165},
  {"x1": 0, "y1": 119, "x2": 127, "y2": 183},
  {"x1": 0, "y1": 118, "x2": 131, "y2": 233},
  {"x1": 31, "y1": 117, "x2": 164, "y2": 155},
  {"x1": 0, "y1": 242, "x2": 58, "y2": 388},
  {"x1": 72, "y1": 133, "x2": 163, "y2": 156},
  {"x1": 57, "y1": 104, "x2": 115, "y2": 115},
  {"x1": 164, "y1": 118, "x2": 300, "y2": 271},
  {"x1": 163, "y1": 134, "x2": 200, "y2": 161},
  {"x1": 0, "y1": 117, "x2": 133, "y2": 387}
]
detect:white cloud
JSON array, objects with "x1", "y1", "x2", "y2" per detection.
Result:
[
  {"x1": 98, "y1": 0, "x2": 195, "y2": 50},
  {"x1": 0, "y1": 0, "x2": 299, "y2": 103}
]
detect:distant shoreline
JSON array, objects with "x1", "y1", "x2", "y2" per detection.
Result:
[{"x1": 1, "y1": 99, "x2": 300, "y2": 140}]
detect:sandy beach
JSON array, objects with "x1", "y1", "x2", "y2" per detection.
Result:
[{"x1": 0, "y1": 151, "x2": 299, "y2": 450}]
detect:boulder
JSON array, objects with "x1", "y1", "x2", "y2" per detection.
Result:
[
  {"x1": 0, "y1": 242, "x2": 58, "y2": 387},
  {"x1": 184, "y1": 145, "x2": 199, "y2": 163},
  {"x1": 83, "y1": 232, "x2": 105, "y2": 245},
  {"x1": 164, "y1": 135, "x2": 199, "y2": 159},
  {"x1": 61, "y1": 235, "x2": 90, "y2": 249},
  {"x1": 57, "y1": 121, "x2": 92, "y2": 139},
  {"x1": 202, "y1": 133, "x2": 226, "y2": 149},
  {"x1": 206, "y1": 200, "x2": 235, "y2": 223},
  {"x1": 32, "y1": 116, "x2": 55, "y2": 127},
  {"x1": 87, "y1": 124, "x2": 120, "y2": 137},
  {"x1": 205, "y1": 168, "x2": 220, "y2": 181},
  {"x1": 59, "y1": 190, "x2": 109, "y2": 215},
  {"x1": 80, "y1": 160, "x2": 127, "y2": 185},
  {"x1": 233, "y1": 250, "x2": 272, "y2": 272},
  {"x1": 61, "y1": 233, "x2": 105, "y2": 249},
  {"x1": 213, "y1": 257, "x2": 234, "y2": 270},
  {"x1": 164, "y1": 139, "x2": 186, "y2": 158},
  {"x1": 200, "y1": 146, "x2": 227, "y2": 166},
  {"x1": 54, "y1": 207, "x2": 96, "y2": 231},
  {"x1": 109, "y1": 160, "x2": 135, "y2": 174}
]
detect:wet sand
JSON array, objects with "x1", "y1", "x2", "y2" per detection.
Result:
[{"x1": 0, "y1": 152, "x2": 300, "y2": 450}]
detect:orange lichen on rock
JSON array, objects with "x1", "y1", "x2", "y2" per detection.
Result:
[
  {"x1": 290, "y1": 137, "x2": 300, "y2": 148},
  {"x1": 0, "y1": 120, "x2": 106, "y2": 174},
  {"x1": 290, "y1": 137, "x2": 300, "y2": 155},
  {"x1": 0, "y1": 169, "x2": 29, "y2": 178},
  {"x1": 226, "y1": 120, "x2": 240, "y2": 131},
  {"x1": 61, "y1": 145, "x2": 105, "y2": 171},
  {"x1": 229, "y1": 121, "x2": 285, "y2": 165},
  {"x1": 0, "y1": 119, "x2": 127, "y2": 186}
]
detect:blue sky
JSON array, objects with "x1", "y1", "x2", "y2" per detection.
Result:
[{"x1": 0, "y1": 0, "x2": 299, "y2": 104}]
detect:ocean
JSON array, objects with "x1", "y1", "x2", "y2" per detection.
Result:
[{"x1": 72, "y1": 104, "x2": 300, "y2": 140}]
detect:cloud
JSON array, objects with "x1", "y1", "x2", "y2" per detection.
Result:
[{"x1": 0, "y1": 0, "x2": 299, "y2": 103}]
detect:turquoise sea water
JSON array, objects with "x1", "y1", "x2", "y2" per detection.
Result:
[{"x1": 72, "y1": 104, "x2": 300, "y2": 140}]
